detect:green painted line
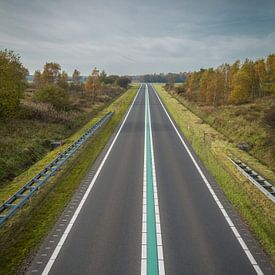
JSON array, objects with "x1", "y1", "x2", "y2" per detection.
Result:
[{"x1": 145, "y1": 87, "x2": 159, "y2": 275}]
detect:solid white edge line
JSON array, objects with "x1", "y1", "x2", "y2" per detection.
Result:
[
  {"x1": 42, "y1": 84, "x2": 143, "y2": 275},
  {"x1": 141, "y1": 84, "x2": 147, "y2": 275},
  {"x1": 150, "y1": 84, "x2": 263, "y2": 275},
  {"x1": 147, "y1": 85, "x2": 165, "y2": 275}
]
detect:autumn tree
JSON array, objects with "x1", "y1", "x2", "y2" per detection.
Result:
[
  {"x1": 254, "y1": 59, "x2": 267, "y2": 97},
  {"x1": 85, "y1": 67, "x2": 101, "y2": 103},
  {"x1": 266, "y1": 54, "x2": 275, "y2": 95},
  {"x1": 227, "y1": 60, "x2": 240, "y2": 96},
  {"x1": 228, "y1": 70, "x2": 251, "y2": 104},
  {"x1": 42, "y1": 62, "x2": 61, "y2": 84},
  {"x1": 217, "y1": 63, "x2": 231, "y2": 104},
  {"x1": 33, "y1": 70, "x2": 43, "y2": 88},
  {"x1": 58, "y1": 70, "x2": 69, "y2": 90},
  {"x1": 185, "y1": 70, "x2": 204, "y2": 101},
  {"x1": 71, "y1": 69, "x2": 83, "y2": 92},
  {"x1": 199, "y1": 69, "x2": 214, "y2": 103},
  {"x1": 0, "y1": 49, "x2": 28, "y2": 118}
]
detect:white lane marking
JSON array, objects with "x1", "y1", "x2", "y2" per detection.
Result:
[
  {"x1": 151, "y1": 84, "x2": 264, "y2": 275},
  {"x1": 42, "y1": 84, "x2": 143, "y2": 275},
  {"x1": 147, "y1": 85, "x2": 165, "y2": 275},
  {"x1": 141, "y1": 84, "x2": 147, "y2": 275}
]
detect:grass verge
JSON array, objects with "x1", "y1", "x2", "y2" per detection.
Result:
[
  {"x1": 0, "y1": 85, "x2": 138, "y2": 275},
  {"x1": 154, "y1": 84, "x2": 275, "y2": 264}
]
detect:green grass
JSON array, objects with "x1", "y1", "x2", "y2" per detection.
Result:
[
  {"x1": 0, "y1": 88, "x2": 124, "y2": 186},
  {"x1": 0, "y1": 85, "x2": 138, "y2": 275},
  {"x1": 154, "y1": 84, "x2": 275, "y2": 264}
]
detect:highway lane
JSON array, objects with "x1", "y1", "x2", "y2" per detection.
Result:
[
  {"x1": 43, "y1": 85, "x2": 145, "y2": 275},
  {"x1": 27, "y1": 83, "x2": 273, "y2": 275},
  {"x1": 148, "y1": 84, "x2": 263, "y2": 275}
]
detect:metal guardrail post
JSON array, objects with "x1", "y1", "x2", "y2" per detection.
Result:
[{"x1": 228, "y1": 157, "x2": 275, "y2": 203}]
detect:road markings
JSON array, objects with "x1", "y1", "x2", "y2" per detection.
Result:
[
  {"x1": 41, "y1": 84, "x2": 143, "y2": 275},
  {"x1": 141, "y1": 84, "x2": 165, "y2": 275},
  {"x1": 151, "y1": 84, "x2": 263, "y2": 275}
]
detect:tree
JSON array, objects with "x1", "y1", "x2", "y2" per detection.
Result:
[
  {"x1": 71, "y1": 69, "x2": 82, "y2": 92},
  {"x1": 104, "y1": 75, "x2": 119, "y2": 85},
  {"x1": 116, "y1": 76, "x2": 131, "y2": 89},
  {"x1": 229, "y1": 70, "x2": 251, "y2": 104},
  {"x1": 227, "y1": 60, "x2": 240, "y2": 100},
  {"x1": 85, "y1": 67, "x2": 101, "y2": 103},
  {"x1": 0, "y1": 49, "x2": 28, "y2": 119},
  {"x1": 199, "y1": 69, "x2": 214, "y2": 103},
  {"x1": 254, "y1": 59, "x2": 267, "y2": 97},
  {"x1": 72, "y1": 69, "x2": 81, "y2": 84},
  {"x1": 35, "y1": 84, "x2": 69, "y2": 110},
  {"x1": 166, "y1": 73, "x2": 175, "y2": 90},
  {"x1": 184, "y1": 70, "x2": 204, "y2": 101},
  {"x1": 42, "y1": 62, "x2": 61, "y2": 84},
  {"x1": 217, "y1": 63, "x2": 231, "y2": 104},
  {"x1": 198, "y1": 69, "x2": 224, "y2": 105},
  {"x1": 33, "y1": 70, "x2": 43, "y2": 88},
  {"x1": 100, "y1": 70, "x2": 107, "y2": 83},
  {"x1": 58, "y1": 70, "x2": 69, "y2": 90},
  {"x1": 266, "y1": 54, "x2": 275, "y2": 95},
  {"x1": 241, "y1": 59, "x2": 258, "y2": 99}
]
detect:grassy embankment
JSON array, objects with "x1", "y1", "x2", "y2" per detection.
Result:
[
  {"x1": 0, "y1": 85, "x2": 138, "y2": 275},
  {"x1": 154, "y1": 84, "x2": 275, "y2": 263},
  {"x1": 172, "y1": 92, "x2": 274, "y2": 171},
  {"x1": 0, "y1": 87, "x2": 124, "y2": 187}
]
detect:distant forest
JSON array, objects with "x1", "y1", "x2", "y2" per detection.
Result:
[
  {"x1": 167, "y1": 54, "x2": 275, "y2": 106},
  {"x1": 131, "y1": 72, "x2": 187, "y2": 83}
]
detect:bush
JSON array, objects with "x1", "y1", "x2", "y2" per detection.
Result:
[
  {"x1": 116, "y1": 76, "x2": 131, "y2": 89},
  {"x1": 35, "y1": 84, "x2": 69, "y2": 110}
]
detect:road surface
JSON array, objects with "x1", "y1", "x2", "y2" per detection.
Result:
[{"x1": 27, "y1": 84, "x2": 273, "y2": 275}]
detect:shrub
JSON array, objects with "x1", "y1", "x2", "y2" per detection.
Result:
[
  {"x1": 116, "y1": 76, "x2": 131, "y2": 89},
  {"x1": 35, "y1": 84, "x2": 69, "y2": 110}
]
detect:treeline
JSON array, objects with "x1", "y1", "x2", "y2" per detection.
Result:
[
  {"x1": 32, "y1": 63, "x2": 131, "y2": 110},
  {"x1": 175, "y1": 54, "x2": 275, "y2": 105},
  {"x1": 0, "y1": 50, "x2": 131, "y2": 119},
  {"x1": 132, "y1": 72, "x2": 187, "y2": 83}
]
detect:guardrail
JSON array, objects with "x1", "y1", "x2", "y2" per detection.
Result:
[
  {"x1": 0, "y1": 112, "x2": 113, "y2": 228},
  {"x1": 229, "y1": 157, "x2": 275, "y2": 203}
]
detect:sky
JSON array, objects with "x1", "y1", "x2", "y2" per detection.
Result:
[{"x1": 0, "y1": 0, "x2": 275, "y2": 75}]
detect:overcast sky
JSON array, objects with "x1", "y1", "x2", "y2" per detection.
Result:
[{"x1": 0, "y1": 0, "x2": 274, "y2": 75}]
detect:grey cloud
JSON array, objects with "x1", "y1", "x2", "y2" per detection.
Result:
[{"x1": 0, "y1": 0, "x2": 274, "y2": 75}]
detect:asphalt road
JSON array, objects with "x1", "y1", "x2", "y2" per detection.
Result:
[{"x1": 27, "y1": 84, "x2": 273, "y2": 275}]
